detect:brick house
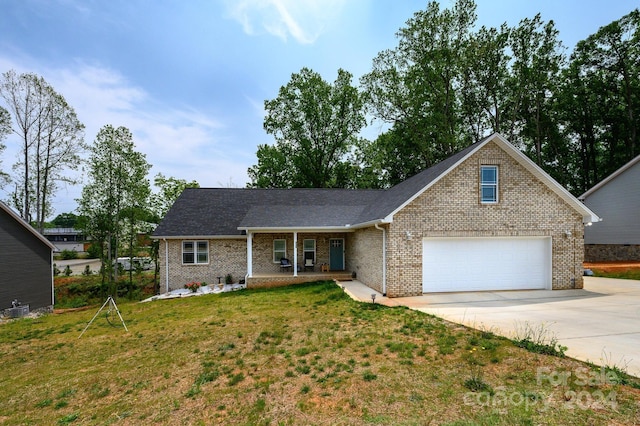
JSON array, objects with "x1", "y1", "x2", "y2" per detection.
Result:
[
  {"x1": 579, "y1": 154, "x2": 640, "y2": 262},
  {"x1": 152, "y1": 133, "x2": 599, "y2": 297}
]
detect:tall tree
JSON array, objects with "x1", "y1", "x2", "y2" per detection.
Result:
[
  {"x1": 151, "y1": 173, "x2": 200, "y2": 219},
  {"x1": 77, "y1": 125, "x2": 151, "y2": 295},
  {"x1": 0, "y1": 106, "x2": 10, "y2": 188},
  {"x1": 249, "y1": 67, "x2": 366, "y2": 188},
  {"x1": 556, "y1": 9, "x2": 639, "y2": 194},
  {"x1": 0, "y1": 70, "x2": 85, "y2": 231},
  {"x1": 508, "y1": 14, "x2": 565, "y2": 165},
  {"x1": 360, "y1": 0, "x2": 478, "y2": 184}
]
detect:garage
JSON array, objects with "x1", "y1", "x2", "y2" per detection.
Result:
[{"x1": 422, "y1": 237, "x2": 552, "y2": 293}]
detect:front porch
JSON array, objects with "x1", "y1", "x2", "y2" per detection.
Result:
[{"x1": 246, "y1": 270, "x2": 354, "y2": 289}]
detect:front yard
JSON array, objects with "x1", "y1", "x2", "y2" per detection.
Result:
[{"x1": 1, "y1": 281, "x2": 639, "y2": 425}]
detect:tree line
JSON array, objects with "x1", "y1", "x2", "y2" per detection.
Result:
[
  {"x1": 0, "y1": 72, "x2": 198, "y2": 293},
  {"x1": 250, "y1": 0, "x2": 639, "y2": 195}
]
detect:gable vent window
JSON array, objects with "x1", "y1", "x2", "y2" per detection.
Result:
[
  {"x1": 182, "y1": 241, "x2": 209, "y2": 264},
  {"x1": 480, "y1": 165, "x2": 498, "y2": 204}
]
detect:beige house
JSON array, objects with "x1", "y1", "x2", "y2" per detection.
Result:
[{"x1": 152, "y1": 133, "x2": 599, "y2": 298}]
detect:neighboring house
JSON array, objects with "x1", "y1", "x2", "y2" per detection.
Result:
[
  {"x1": 579, "y1": 154, "x2": 640, "y2": 261},
  {"x1": 0, "y1": 202, "x2": 55, "y2": 312},
  {"x1": 42, "y1": 228, "x2": 86, "y2": 253},
  {"x1": 153, "y1": 133, "x2": 599, "y2": 298}
]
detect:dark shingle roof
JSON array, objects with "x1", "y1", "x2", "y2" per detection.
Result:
[
  {"x1": 153, "y1": 188, "x2": 383, "y2": 236},
  {"x1": 153, "y1": 138, "x2": 486, "y2": 238}
]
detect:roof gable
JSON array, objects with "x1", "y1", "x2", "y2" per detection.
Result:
[
  {"x1": 579, "y1": 154, "x2": 640, "y2": 200},
  {"x1": 374, "y1": 133, "x2": 599, "y2": 225},
  {"x1": 0, "y1": 202, "x2": 55, "y2": 250},
  {"x1": 153, "y1": 133, "x2": 599, "y2": 237}
]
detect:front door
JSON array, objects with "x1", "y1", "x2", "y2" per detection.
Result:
[{"x1": 329, "y1": 239, "x2": 344, "y2": 271}]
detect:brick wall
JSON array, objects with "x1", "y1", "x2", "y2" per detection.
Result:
[
  {"x1": 159, "y1": 238, "x2": 247, "y2": 291},
  {"x1": 585, "y1": 244, "x2": 640, "y2": 262},
  {"x1": 251, "y1": 232, "x2": 348, "y2": 274},
  {"x1": 385, "y1": 141, "x2": 585, "y2": 297},
  {"x1": 348, "y1": 226, "x2": 385, "y2": 294}
]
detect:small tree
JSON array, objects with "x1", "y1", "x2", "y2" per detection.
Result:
[{"x1": 77, "y1": 125, "x2": 151, "y2": 297}]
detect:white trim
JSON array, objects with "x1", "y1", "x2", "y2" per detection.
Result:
[
  {"x1": 273, "y1": 238, "x2": 286, "y2": 263},
  {"x1": 181, "y1": 240, "x2": 209, "y2": 265},
  {"x1": 579, "y1": 153, "x2": 640, "y2": 200},
  {"x1": 383, "y1": 133, "x2": 600, "y2": 224},
  {"x1": 374, "y1": 223, "x2": 386, "y2": 296},
  {"x1": 164, "y1": 239, "x2": 169, "y2": 293},
  {"x1": 247, "y1": 231, "x2": 253, "y2": 278},
  {"x1": 480, "y1": 165, "x2": 499, "y2": 204},
  {"x1": 293, "y1": 232, "x2": 298, "y2": 277},
  {"x1": 239, "y1": 226, "x2": 355, "y2": 233},
  {"x1": 303, "y1": 239, "x2": 316, "y2": 264},
  {"x1": 152, "y1": 235, "x2": 246, "y2": 240}
]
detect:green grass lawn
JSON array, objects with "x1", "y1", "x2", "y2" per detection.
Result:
[
  {"x1": 591, "y1": 269, "x2": 640, "y2": 281},
  {"x1": 1, "y1": 281, "x2": 639, "y2": 425}
]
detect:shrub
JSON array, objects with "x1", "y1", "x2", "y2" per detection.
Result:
[{"x1": 60, "y1": 249, "x2": 78, "y2": 260}]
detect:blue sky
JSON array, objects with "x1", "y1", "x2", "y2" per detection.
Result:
[{"x1": 0, "y1": 0, "x2": 637, "y2": 217}]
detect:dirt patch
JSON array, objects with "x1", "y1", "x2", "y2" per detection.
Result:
[{"x1": 584, "y1": 261, "x2": 640, "y2": 273}]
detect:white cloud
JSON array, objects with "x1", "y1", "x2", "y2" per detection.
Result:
[
  {"x1": 225, "y1": 0, "x2": 345, "y2": 44},
  {"x1": 0, "y1": 56, "x2": 249, "y2": 216}
]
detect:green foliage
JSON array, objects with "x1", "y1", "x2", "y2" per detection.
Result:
[
  {"x1": 77, "y1": 125, "x2": 152, "y2": 295},
  {"x1": 60, "y1": 249, "x2": 77, "y2": 260},
  {"x1": 359, "y1": 0, "x2": 638, "y2": 193},
  {"x1": 512, "y1": 322, "x2": 567, "y2": 357},
  {"x1": 51, "y1": 213, "x2": 79, "y2": 228},
  {"x1": 151, "y1": 173, "x2": 199, "y2": 219},
  {"x1": 249, "y1": 67, "x2": 366, "y2": 188}
]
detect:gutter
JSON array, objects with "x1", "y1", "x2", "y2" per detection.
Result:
[{"x1": 374, "y1": 222, "x2": 387, "y2": 296}]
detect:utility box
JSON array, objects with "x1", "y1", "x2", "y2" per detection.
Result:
[{"x1": 8, "y1": 305, "x2": 29, "y2": 318}]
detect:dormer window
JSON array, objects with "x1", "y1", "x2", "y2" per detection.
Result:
[{"x1": 480, "y1": 166, "x2": 498, "y2": 204}]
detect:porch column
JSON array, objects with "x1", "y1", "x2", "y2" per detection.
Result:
[
  {"x1": 293, "y1": 231, "x2": 298, "y2": 277},
  {"x1": 247, "y1": 231, "x2": 253, "y2": 278}
]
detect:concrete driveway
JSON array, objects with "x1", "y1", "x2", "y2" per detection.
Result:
[{"x1": 341, "y1": 277, "x2": 640, "y2": 378}]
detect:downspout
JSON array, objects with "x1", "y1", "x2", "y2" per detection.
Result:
[
  {"x1": 164, "y1": 239, "x2": 169, "y2": 294},
  {"x1": 51, "y1": 249, "x2": 55, "y2": 307},
  {"x1": 293, "y1": 231, "x2": 298, "y2": 277},
  {"x1": 246, "y1": 231, "x2": 252, "y2": 281},
  {"x1": 374, "y1": 223, "x2": 386, "y2": 296}
]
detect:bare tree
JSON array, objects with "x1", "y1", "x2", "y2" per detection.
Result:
[{"x1": 0, "y1": 70, "x2": 85, "y2": 231}]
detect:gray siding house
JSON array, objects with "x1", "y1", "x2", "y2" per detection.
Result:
[
  {"x1": 0, "y1": 202, "x2": 55, "y2": 312},
  {"x1": 579, "y1": 154, "x2": 640, "y2": 261},
  {"x1": 154, "y1": 134, "x2": 600, "y2": 297}
]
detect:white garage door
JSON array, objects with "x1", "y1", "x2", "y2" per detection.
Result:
[{"x1": 422, "y1": 237, "x2": 551, "y2": 293}]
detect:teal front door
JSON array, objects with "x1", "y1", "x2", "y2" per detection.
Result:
[{"x1": 329, "y1": 239, "x2": 344, "y2": 271}]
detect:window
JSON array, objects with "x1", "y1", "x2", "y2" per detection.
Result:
[
  {"x1": 303, "y1": 239, "x2": 316, "y2": 264},
  {"x1": 273, "y1": 239, "x2": 286, "y2": 263},
  {"x1": 480, "y1": 166, "x2": 498, "y2": 203},
  {"x1": 182, "y1": 241, "x2": 209, "y2": 264}
]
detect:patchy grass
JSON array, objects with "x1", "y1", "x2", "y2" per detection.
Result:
[
  {"x1": 54, "y1": 273, "x2": 156, "y2": 308},
  {"x1": 1, "y1": 281, "x2": 639, "y2": 425},
  {"x1": 585, "y1": 262, "x2": 640, "y2": 281}
]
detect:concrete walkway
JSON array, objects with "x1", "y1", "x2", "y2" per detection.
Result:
[{"x1": 339, "y1": 277, "x2": 640, "y2": 378}]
